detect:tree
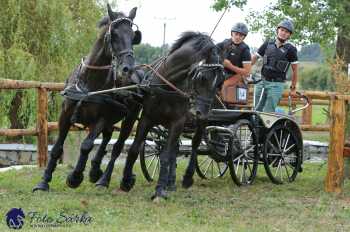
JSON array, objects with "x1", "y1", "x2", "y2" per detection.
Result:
[
  {"x1": 298, "y1": 44, "x2": 323, "y2": 62},
  {"x1": 212, "y1": 0, "x2": 350, "y2": 66},
  {"x1": 0, "y1": 0, "x2": 103, "y2": 142},
  {"x1": 134, "y1": 43, "x2": 165, "y2": 64}
]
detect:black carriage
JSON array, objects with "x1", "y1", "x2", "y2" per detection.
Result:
[{"x1": 139, "y1": 89, "x2": 309, "y2": 186}]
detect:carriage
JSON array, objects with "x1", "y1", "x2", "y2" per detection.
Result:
[{"x1": 139, "y1": 79, "x2": 310, "y2": 186}]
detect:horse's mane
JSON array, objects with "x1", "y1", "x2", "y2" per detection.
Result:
[{"x1": 168, "y1": 31, "x2": 215, "y2": 58}]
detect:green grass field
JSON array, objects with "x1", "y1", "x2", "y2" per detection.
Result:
[{"x1": 0, "y1": 160, "x2": 349, "y2": 232}]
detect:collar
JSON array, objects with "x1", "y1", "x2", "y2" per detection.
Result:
[{"x1": 275, "y1": 38, "x2": 286, "y2": 48}]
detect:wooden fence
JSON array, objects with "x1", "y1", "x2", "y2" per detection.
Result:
[{"x1": 0, "y1": 78, "x2": 349, "y2": 193}]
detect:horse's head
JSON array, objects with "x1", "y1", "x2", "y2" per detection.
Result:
[
  {"x1": 98, "y1": 4, "x2": 142, "y2": 81},
  {"x1": 189, "y1": 45, "x2": 224, "y2": 121}
]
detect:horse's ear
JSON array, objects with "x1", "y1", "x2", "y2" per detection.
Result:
[
  {"x1": 133, "y1": 30, "x2": 142, "y2": 45},
  {"x1": 128, "y1": 7, "x2": 137, "y2": 20},
  {"x1": 107, "y1": 3, "x2": 115, "y2": 20}
]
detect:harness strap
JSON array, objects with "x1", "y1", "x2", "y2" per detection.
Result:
[
  {"x1": 81, "y1": 57, "x2": 112, "y2": 70},
  {"x1": 137, "y1": 63, "x2": 190, "y2": 98}
]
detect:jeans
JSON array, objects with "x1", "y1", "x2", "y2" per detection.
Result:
[{"x1": 254, "y1": 80, "x2": 285, "y2": 112}]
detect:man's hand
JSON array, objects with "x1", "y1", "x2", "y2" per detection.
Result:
[
  {"x1": 223, "y1": 59, "x2": 232, "y2": 67},
  {"x1": 289, "y1": 89, "x2": 297, "y2": 96},
  {"x1": 289, "y1": 85, "x2": 297, "y2": 96}
]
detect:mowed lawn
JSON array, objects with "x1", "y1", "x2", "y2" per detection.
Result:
[{"x1": 0, "y1": 160, "x2": 350, "y2": 232}]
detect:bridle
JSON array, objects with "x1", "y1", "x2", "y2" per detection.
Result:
[
  {"x1": 189, "y1": 62, "x2": 224, "y2": 107},
  {"x1": 81, "y1": 17, "x2": 138, "y2": 73}
]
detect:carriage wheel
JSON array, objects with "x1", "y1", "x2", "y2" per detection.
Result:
[
  {"x1": 227, "y1": 119, "x2": 259, "y2": 186},
  {"x1": 139, "y1": 127, "x2": 167, "y2": 182},
  {"x1": 195, "y1": 154, "x2": 228, "y2": 179},
  {"x1": 263, "y1": 124, "x2": 302, "y2": 184}
]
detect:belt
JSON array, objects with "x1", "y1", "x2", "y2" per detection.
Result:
[{"x1": 263, "y1": 76, "x2": 284, "y2": 82}]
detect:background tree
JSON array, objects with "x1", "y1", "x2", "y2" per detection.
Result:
[
  {"x1": 134, "y1": 43, "x2": 166, "y2": 64},
  {"x1": 298, "y1": 43, "x2": 323, "y2": 62},
  {"x1": 0, "y1": 0, "x2": 103, "y2": 142},
  {"x1": 212, "y1": 0, "x2": 350, "y2": 66}
]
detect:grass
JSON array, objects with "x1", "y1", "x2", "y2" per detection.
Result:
[
  {"x1": 0, "y1": 160, "x2": 350, "y2": 232},
  {"x1": 302, "y1": 131, "x2": 329, "y2": 142},
  {"x1": 311, "y1": 105, "x2": 329, "y2": 125}
]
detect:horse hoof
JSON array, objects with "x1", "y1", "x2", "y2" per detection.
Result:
[
  {"x1": 166, "y1": 184, "x2": 177, "y2": 192},
  {"x1": 120, "y1": 174, "x2": 136, "y2": 192},
  {"x1": 96, "y1": 185, "x2": 108, "y2": 191},
  {"x1": 182, "y1": 177, "x2": 194, "y2": 189},
  {"x1": 89, "y1": 168, "x2": 103, "y2": 183},
  {"x1": 66, "y1": 172, "x2": 84, "y2": 189},
  {"x1": 32, "y1": 182, "x2": 50, "y2": 192},
  {"x1": 95, "y1": 178, "x2": 109, "y2": 188},
  {"x1": 151, "y1": 189, "x2": 168, "y2": 202},
  {"x1": 152, "y1": 196, "x2": 166, "y2": 203}
]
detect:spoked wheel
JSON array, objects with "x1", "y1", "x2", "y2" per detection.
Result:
[
  {"x1": 227, "y1": 119, "x2": 259, "y2": 186},
  {"x1": 139, "y1": 126, "x2": 167, "y2": 182},
  {"x1": 263, "y1": 124, "x2": 302, "y2": 184},
  {"x1": 195, "y1": 154, "x2": 228, "y2": 179}
]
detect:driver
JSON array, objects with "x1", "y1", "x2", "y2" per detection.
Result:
[{"x1": 217, "y1": 22, "x2": 252, "y2": 104}]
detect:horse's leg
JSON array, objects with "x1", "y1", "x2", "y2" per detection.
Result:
[
  {"x1": 33, "y1": 101, "x2": 74, "y2": 192},
  {"x1": 153, "y1": 118, "x2": 185, "y2": 200},
  {"x1": 96, "y1": 107, "x2": 140, "y2": 188},
  {"x1": 166, "y1": 144, "x2": 179, "y2": 191},
  {"x1": 119, "y1": 116, "x2": 153, "y2": 192},
  {"x1": 182, "y1": 123, "x2": 205, "y2": 189},
  {"x1": 66, "y1": 119, "x2": 105, "y2": 188},
  {"x1": 89, "y1": 128, "x2": 113, "y2": 183}
]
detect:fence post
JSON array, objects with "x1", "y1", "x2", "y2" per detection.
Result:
[
  {"x1": 325, "y1": 97, "x2": 346, "y2": 193},
  {"x1": 37, "y1": 87, "x2": 48, "y2": 167},
  {"x1": 302, "y1": 98, "x2": 312, "y2": 125}
]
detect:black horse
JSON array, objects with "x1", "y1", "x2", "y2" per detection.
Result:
[
  {"x1": 106, "y1": 32, "x2": 225, "y2": 200},
  {"x1": 33, "y1": 4, "x2": 142, "y2": 192}
]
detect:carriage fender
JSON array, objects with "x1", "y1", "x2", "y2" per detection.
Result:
[{"x1": 257, "y1": 112, "x2": 303, "y2": 141}]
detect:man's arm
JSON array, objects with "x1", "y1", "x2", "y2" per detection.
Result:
[
  {"x1": 288, "y1": 45, "x2": 298, "y2": 94},
  {"x1": 251, "y1": 53, "x2": 261, "y2": 66},
  {"x1": 251, "y1": 41, "x2": 268, "y2": 66},
  {"x1": 290, "y1": 63, "x2": 298, "y2": 93},
  {"x1": 223, "y1": 59, "x2": 251, "y2": 76}
]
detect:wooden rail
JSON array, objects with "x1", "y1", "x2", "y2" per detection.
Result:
[
  {"x1": 0, "y1": 79, "x2": 349, "y2": 194},
  {"x1": 0, "y1": 79, "x2": 65, "y2": 167}
]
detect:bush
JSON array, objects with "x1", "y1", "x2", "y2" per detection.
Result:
[{"x1": 299, "y1": 64, "x2": 335, "y2": 91}]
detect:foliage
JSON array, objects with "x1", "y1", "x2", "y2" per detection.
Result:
[
  {"x1": 0, "y1": 0, "x2": 104, "y2": 142},
  {"x1": 242, "y1": 0, "x2": 350, "y2": 47},
  {"x1": 298, "y1": 64, "x2": 334, "y2": 91},
  {"x1": 212, "y1": 0, "x2": 248, "y2": 10},
  {"x1": 134, "y1": 43, "x2": 165, "y2": 65},
  {"x1": 298, "y1": 43, "x2": 323, "y2": 62}
]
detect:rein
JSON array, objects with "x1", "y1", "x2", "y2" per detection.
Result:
[
  {"x1": 136, "y1": 62, "x2": 224, "y2": 99},
  {"x1": 81, "y1": 57, "x2": 111, "y2": 70},
  {"x1": 137, "y1": 63, "x2": 190, "y2": 98}
]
